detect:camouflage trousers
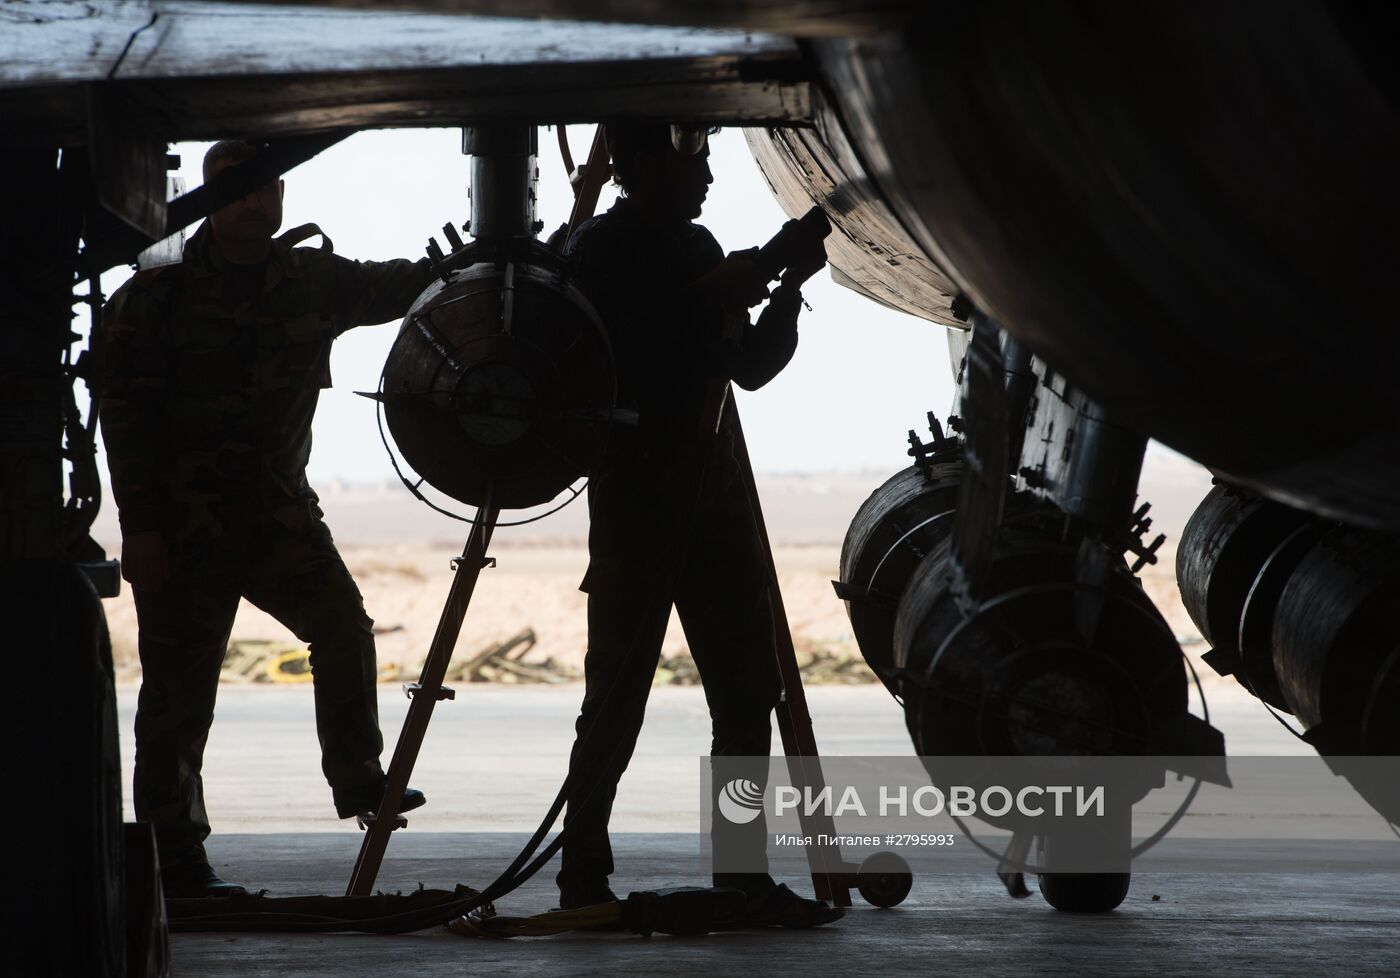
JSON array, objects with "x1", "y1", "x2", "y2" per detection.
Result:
[{"x1": 132, "y1": 516, "x2": 383, "y2": 869}]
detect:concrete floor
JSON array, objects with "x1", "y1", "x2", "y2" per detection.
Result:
[{"x1": 117, "y1": 684, "x2": 1398, "y2": 977}]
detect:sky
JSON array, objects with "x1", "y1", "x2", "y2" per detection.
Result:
[{"x1": 90, "y1": 125, "x2": 958, "y2": 489}]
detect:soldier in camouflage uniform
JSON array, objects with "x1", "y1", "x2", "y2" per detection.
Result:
[{"x1": 100, "y1": 140, "x2": 434, "y2": 897}]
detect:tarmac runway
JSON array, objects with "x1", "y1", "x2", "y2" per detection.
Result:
[{"x1": 115, "y1": 684, "x2": 1399, "y2": 977}]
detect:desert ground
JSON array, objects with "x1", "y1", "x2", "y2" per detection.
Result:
[{"x1": 92, "y1": 449, "x2": 1219, "y2": 689}]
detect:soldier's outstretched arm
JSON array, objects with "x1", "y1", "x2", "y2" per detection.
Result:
[
  {"x1": 331, "y1": 255, "x2": 436, "y2": 333},
  {"x1": 730, "y1": 239, "x2": 825, "y2": 390}
]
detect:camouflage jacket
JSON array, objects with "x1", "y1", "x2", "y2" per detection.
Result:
[{"x1": 99, "y1": 220, "x2": 432, "y2": 555}]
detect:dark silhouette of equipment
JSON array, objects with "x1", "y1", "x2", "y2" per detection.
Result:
[
  {"x1": 380, "y1": 263, "x2": 614, "y2": 509},
  {"x1": 375, "y1": 126, "x2": 616, "y2": 511},
  {"x1": 894, "y1": 519, "x2": 1187, "y2": 758},
  {"x1": 754, "y1": 204, "x2": 831, "y2": 280},
  {"x1": 7, "y1": 560, "x2": 157, "y2": 974},
  {"x1": 1178, "y1": 483, "x2": 1400, "y2": 822},
  {"x1": 1180, "y1": 484, "x2": 1400, "y2": 757},
  {"x1": 1271, "y1": 529, "x2": 1400, "y2": 758},
  {"x1": 1177, "y1": 484, "x2": 1316, "y2": 711},
  {"x1": 835, "y1": 416, "x2": 962, "y2": 698},
  {"x1": 351, "y1": 123, "x2": 597, "y2": 895},
  {"x1": 840, "y1": 346, "x2": 1226, "y2": 915}
]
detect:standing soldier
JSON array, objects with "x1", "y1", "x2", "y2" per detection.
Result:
[
  {"x1": 100, "y1": 140, "x2": 433, "y2": 898},
  {"x1": 555, "y1": 124, "x2": 839, "y2": 926}
]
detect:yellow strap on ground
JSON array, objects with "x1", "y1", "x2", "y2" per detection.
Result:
[{"x1": 264, "y1": 647, "x2": 313, "y2": 684}]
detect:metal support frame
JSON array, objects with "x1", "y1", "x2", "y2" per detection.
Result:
[
  {"x1": 463, "y1": 125, "x2": 540, "y2": 242},
  {"x1": 346, "y1": 501, "x2": 500, "y2": 896},
  {"x1": 729, "y1": 405, "x2": 856, "y2": 907},
  {"x1": 565, "y1": 127, "x2": 611, "y2": 239},
  {"x1": 947, "y1": 311, "x2": 1014, "y2": 607}
]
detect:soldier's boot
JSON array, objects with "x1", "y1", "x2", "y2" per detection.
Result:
[
  {"x1": 714, "y1": 873, "x2": 844, "y2": 929},
  {"x1": 161, "y1": 859, "x2": 250, "y2": 899},
  {"x1": 332, "y1": 778, "x2": 427, "y2": 820}
]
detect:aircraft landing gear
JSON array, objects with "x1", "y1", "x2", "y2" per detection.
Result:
[{"x1": 1037, "y1": 873, "x2": 1132, "y2": 914}]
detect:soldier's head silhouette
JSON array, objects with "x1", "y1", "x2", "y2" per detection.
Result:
[
  {"x1": 604, "y1": 123, "x2": 717, "y2": 224},
  {"x1": 203, "y1": 139, "x2": 284, "y2": 257}
]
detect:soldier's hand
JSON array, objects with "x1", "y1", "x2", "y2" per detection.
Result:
[
  {"x1": 122, "y1": 530, "x2": 170, "y2": 592},
  {"x1": 695, "y1": 250, "x2": 771, "y2": 312},
  {"x1": 783, "y1": 235, "x2": 828, "y2": 288}
]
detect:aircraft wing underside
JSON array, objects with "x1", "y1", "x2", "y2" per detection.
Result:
[{"x1": 0, "y1": 0, "x2": 812, "y2": 146}]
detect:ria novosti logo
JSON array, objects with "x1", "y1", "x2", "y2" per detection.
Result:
[
  {"x1": 717, "y1": 779, "x2": 765, "y2": 824},
  {"x1": 717, "y1": 778, "x2": 1107, "y2": 824}
]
